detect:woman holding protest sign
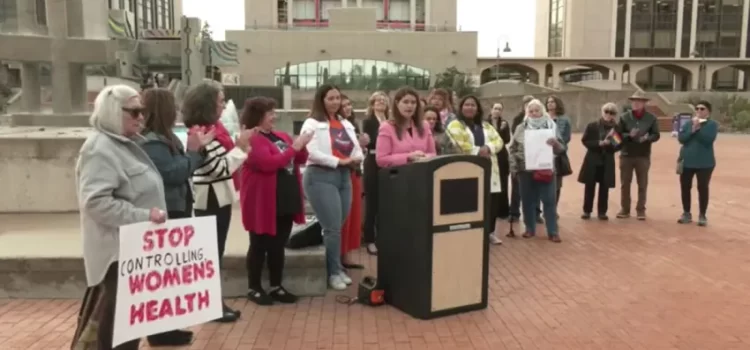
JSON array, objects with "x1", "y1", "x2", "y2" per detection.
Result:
[
  {"x1": 182, "y1": 81, "x2": 253, "y2": 322},
  {"x1": 240, "y1": 97, "x2": 312, "y2": 305},
  {"x1": 71, "y1": 85, "x2": 169, "y2": 350},
  {"x1": 139, "y1": 87, "x2": 220, "y2": 346}
]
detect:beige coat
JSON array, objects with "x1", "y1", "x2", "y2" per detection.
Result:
[{"x1": 76, "y1": 129, "x2": 166, "y2": 286}]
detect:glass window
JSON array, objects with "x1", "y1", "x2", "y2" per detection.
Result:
[
  {"x1": 320, "y1": 0, "x2": 340, "y2": 20},
  {"x1": 389, "y1": 0, "x2": 410, "y2": 21},
  {"x1": 274, "y1": 59, "x2": 431, "y2": 90},
  {"x1": 36, "y1": 0, "x2": 47, "y2": 25},
  {"x1": 294, "y1": 0, "x2": 315, "y2": 20},
  {"x1": 362, "y1": 0, "x2": 385, "y2": 20}
]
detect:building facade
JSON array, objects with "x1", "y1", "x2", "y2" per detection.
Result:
[
  {"x1": 534, "y1": 0, "x2": 750, "y2": 90},
  {"x1": 225, "y1": 0, "x2": 476, "y2": 89}
]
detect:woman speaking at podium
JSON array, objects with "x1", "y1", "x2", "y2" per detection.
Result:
[{"x1": 375, "y1": 87, "x2": 436, "y2": 167}]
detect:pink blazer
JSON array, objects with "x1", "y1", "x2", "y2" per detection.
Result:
[
  {"x1": 240, "y1": 131, "x2": 308, "y2": 236},
  {"x1": 376, "y1": 120, "x2": 436, "y2": 167}
]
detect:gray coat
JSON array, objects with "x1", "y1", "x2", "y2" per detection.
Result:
[
  {"x1": 139, "y1": 131, "x2": 203, "y2": 212},
  {"x1": 76, "y1": 129, "x2": 166, "y2": 286}
]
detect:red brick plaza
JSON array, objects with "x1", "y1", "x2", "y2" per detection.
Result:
[{"x1": 2, "y1": 133, "x2": 750, "y2": 350}]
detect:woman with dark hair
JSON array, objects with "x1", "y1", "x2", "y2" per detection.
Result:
[
  {"x1": 487, "y1": 102, "x2": 511, "y2": 222},
  {"x1": 423, "y1": 106, "x2": 457, "y2": 155},
  {"x1": 446, "y1": 96, "x2": 505, "y2": 245},
  {"x1": 339, "y1": 94, "x2": 367, "y2": 269},
  {"x1": 428, "y1": 88, "x2": 456, "y2": 126},
  {"x1": 376, "y1": 86, "x2": 436, "y2": 167},
  {"x1": 139, "y1": 88, "x2": 212, "y2": 346},
  {"x1": 240, "y1": 97, "x2": 311, "y2": 305},
  {"x1": 182, "y1": 81, "x2": 251, "y2": 321},
  {"x1": 677, "y1": 100, "x2": 718, "y2": 226},
  {"x1": 361, "y1": 91, "x2": 389, "y2": 255},
  {"x1": 300, "y1": 84, "x2": 364, "y2": 290},
  {"x1": 546, "y1": 95, "x2": 572, "y2": 212}
]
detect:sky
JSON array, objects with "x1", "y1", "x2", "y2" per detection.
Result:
[{"x1": 182, "y1": 0, "x2": 536, "y2": 57}]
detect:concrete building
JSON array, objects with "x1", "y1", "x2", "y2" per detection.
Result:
[
  {"x1": 223, "y1": 0, "x2": 476, "y2": 89},
  {"x1": 534, "y1": 0, "x2": 750, "y2": 91}
]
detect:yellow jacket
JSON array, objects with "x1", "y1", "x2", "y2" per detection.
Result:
[{"x1": 445, "y1": 119, "x2": 504, "y2": 193}]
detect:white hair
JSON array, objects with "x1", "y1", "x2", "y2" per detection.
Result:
[
  {"x1": 524, "y1": 98, "x2": 549, "y2": 118},
  {"x1": 601, "y1": 102, "x2": 618, "y2": 113},
  {"x1": 89, "y1": 85, "x2": 140, "y2": 134}
]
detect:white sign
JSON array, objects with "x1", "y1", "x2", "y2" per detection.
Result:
[
  {"x1": 113, "y1": 216, "x2": 223, "y2": 347},
  {"x1": 523, "y1": 129, "x2": 555, "y2": 170}
]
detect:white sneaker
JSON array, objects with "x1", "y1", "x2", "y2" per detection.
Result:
[
  {"x1": 489, "y1": 233, "x2": 503, "y2": 245},
  {"x1": 339, "y1": 271, "x2": 352, "y2": 285},
  {"x1": 328, "y1": 275, "x2": 347, "y2": 290}
]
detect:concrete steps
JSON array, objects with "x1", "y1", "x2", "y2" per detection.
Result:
[{"x1": 0, "y1": 211, "x2": 327, "y2": 299}]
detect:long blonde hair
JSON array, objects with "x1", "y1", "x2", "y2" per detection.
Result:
[{"x1": 366, "y1": 91, "x2": 390, "y2": 119}]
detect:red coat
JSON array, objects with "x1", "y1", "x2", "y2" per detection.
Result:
[{"x1": 240, "y1": 131, "x2": 307, "y2": 235}]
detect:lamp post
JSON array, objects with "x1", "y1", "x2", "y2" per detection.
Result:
[
  {"x1": 691, "y1": 42, "x2": 706, "y2": 91},
  {"x1": 494, "y1": 36, "x2": 512, "y2": 82}
]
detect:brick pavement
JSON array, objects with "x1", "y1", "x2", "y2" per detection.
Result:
[{"x1": 2, "y1": 132, "x2": 750, "y2": 350}]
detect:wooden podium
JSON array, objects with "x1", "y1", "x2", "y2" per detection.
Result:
[{"x1": 377, "y1": 155, "x2": 490, "y2": 320}]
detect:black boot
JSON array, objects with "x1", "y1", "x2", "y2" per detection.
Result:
[
  {"x1": 212, "y1": 302, "x2": 241, "y2": 323},
  {"x1": 147, "y1": 329, "x2": 193, "y2": 347}
]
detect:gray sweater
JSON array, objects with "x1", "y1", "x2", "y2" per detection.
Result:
[{"x1": 76, "y1": 129, "x2": 166, "y2": 286}]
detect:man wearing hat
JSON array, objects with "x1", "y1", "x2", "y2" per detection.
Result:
[
  {"x1": 617, "y1": 91, "x2": 661, "y2": 220},
  {"x1": 509, "y1": 95, "x2": 544, "y2": 225}
]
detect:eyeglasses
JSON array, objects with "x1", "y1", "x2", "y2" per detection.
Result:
[{"x1": 122, "y1": 107, "x2": 143, "y2": 118}]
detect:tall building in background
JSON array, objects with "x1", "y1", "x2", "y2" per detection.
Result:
[
  {"x1": 245, "y1": 0, "x2": 457, "y2": 31},
  {"x1": 108, "y1": 0, "x2": 183, "y2": 34},
  {"x1": 534, "y1": 0, "x2": 750, "y2": 91},
  {"x1": 227, "y1": 0, "x2": 476, "y2": 89}
]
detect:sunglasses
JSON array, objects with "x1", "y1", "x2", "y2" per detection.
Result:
[
  {"x1": 122, "y1": 107, "x2": 143, "y2": 118},
  {"x1": 605, "y1": 110, "x2": 617, "y2": 115}
]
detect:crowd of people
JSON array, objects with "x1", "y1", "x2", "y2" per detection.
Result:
[{"x1": 70, "y1": 81, "x2": 717, "y2": 349}]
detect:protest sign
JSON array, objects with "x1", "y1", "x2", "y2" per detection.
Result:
[
  {"x1": 523, "y1": 128, "x2": 555, "y2": 170},
  {"x1": 112, "y1": 216, "x2": 223, "y2": 347}
]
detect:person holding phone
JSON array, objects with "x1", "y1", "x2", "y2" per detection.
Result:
[
  {"x1": 616, "y1": 91, "x2": 660, "y2": 221},
  {"x1": 677, "y1": 101, "x2": 717, "y2": 226}
]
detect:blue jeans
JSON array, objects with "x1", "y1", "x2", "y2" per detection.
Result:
[
  {"x1": 518, "y1": 172, "x2": 559, "y2": 237},
  {"x1": 303, "y1": 166, "x2": 352, "y2": 277}
]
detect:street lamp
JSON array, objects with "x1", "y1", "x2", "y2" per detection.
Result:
[
  {"x1": 691, "y1": 43, "x2": 706, "y2": 91},
  {"x1": 495, "y1": 36, "x2": 512, "y2": 82}
]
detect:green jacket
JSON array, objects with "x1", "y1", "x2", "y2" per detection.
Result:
[
  {"x1": 617, "y1": 109, "x2": 660, "y2": 157},
  {"x1": 678, "y1": 119, "x2": 717, "y2": 169}
]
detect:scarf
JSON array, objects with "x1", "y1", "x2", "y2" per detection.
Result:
[{"x1": 524, "y1": 115, "x2": 553, "y2": 130}]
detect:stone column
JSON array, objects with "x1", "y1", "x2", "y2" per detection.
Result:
[
  {"x1": 689, "y1": 0, "x2": 698, "y2": 56},
  {"x1": 356, "y1": 0, "x2": 363, "y2": 7},
  {"x1": 15, "y1": 0, "x2": 40, "y2": 34},
  {"x1": 288, "y1": 0, "x2": 295, "y2": 27},
  {"x1": 21, "y1": 63, "x2": 42, "y2": 113},
  {"x1": 675, "y1": 0, "x2": 684, "y2": 57},
  {"x1": 69, "y1": 63, "x2": 87, "y2": 112},
  {"x1": 80, "y1": 0, "x2": 110, "y2": 39},
  {"x1": 48, "y1": 0, "x2": 73, "y2": 114},
  {"x1": 609, "y1": 1, "x2": 618, "y2": 57},
  {"x1": 623, "y1": 0, "x2": 633, "y2": 57},
  {"x1": 425, "y1": 0, "x2": 431, "y2": 28},
  {"x1": 181, "y1": 17, "x2": 205, "y2": 86},
  {"x1": 738, "y1": 0, "x2": 749, "y2": 90},
  {"x1": 341, "y1": 0, "x2": 347, "y2": 7},
  {"x1": 410, "y1": 0, "x2": 416, "y2": 30}
]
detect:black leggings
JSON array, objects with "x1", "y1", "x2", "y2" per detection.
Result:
[
  {"x1": 680, "y1": 167, "x2": 714, "y2": 215},
  {"x1": 246, "y1": 215, "x2": 294, "y2": 290},
  {"x1": 194, "y1": 187, "x2": 233, "y2": 266}
]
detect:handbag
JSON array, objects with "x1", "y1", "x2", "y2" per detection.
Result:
[
  {"x1": 285, "y1": 216, "x2": 322, "y2": 249},
  {"x1": 533, "y1": 169, "x2": 554, "y2": 183},
  {"x1": 555, "y1": 152, "x2": 573, "y2": 177},
  {"x1": 676, "y1": 157, "x2": 683, "y2": 175}
]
